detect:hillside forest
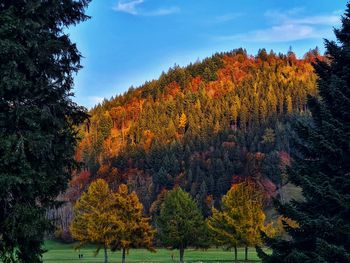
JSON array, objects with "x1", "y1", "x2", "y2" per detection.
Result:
[{"x1": 52, "y1": 47, "x2": 322, "y2": 239}]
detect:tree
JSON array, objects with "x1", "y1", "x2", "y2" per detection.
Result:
[
  {"x1": 71, "y1": 180, "x2": 155, "y2": 263},
  {"x1": 258, "y1": 5, "x2": 350, "y2": 262},
  {"x1": 110, "y1": 184, "x2": 155, "y2": 263},
  {"x1": 98, "y1": 111, "x2": 113, "y2": 139},
  {"x1": 178, "y1": 113, "x2": 188, "y2": 131},
  {"x1": 157, "y1": 187, "x2": 208, "y2": 263},
  {"x1": 208, "y1": 179, "x2": 275, "y2": 261},
  {"x1": 70, "y1": 179, "x2": 114, "y2": 263},
  {"x1": 0, "y1": 1, "x2": 89, "y2": 262}
]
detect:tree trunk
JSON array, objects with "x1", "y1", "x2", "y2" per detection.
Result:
[
  {"x1": 179, "y1": 247, "x2": 185, "y2": 263},
  {"x1": 245, "y1": 246, "x2": 248, "y2": 261},
  {"x1": 103, "y1": 245, "x2": 108, "y2": 263},
  {"x1": 122, "y1": 248, "x2": 126, "y2": 263},
  {"x1": 234, "y1": 246, "x2": 237, "y2": 262}
]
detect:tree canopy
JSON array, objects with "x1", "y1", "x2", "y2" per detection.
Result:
[
  {"x1": 208, "y1": 179, "x2": 275, "y2": 261},
  {"x1": 156, "y1": 187, "x2": 208, "y2": 263},
  {"x1": 70, "y1": 179, "x2": 154, "y2": 263},
  {"x1": 258, "y1": 3, "x2": 350, "y2": 262},
  {"x1": 73, "y1": 48, "x2": 320, "y2": 215},
  {"x1": 0, "y1": 1, "x2": 90, "y2": 262}
]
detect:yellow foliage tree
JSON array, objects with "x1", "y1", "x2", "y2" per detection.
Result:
[
  {"x1": 178, "y1": 113, "x2": 187, "y2": 131},
  {"x1": 70, "y1": 180, "x2": 155, "y2": 263},
  {"x1": 110, "y1": 184, "x2": 155, "y2": 263},
  {"x1": 207, "y1": 179, "x2": 275, "y2": 261},
  {"x1": 70, "y1": 179, "x2": 114, "y2": 263}
]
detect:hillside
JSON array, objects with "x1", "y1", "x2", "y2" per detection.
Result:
[{"x1": 69, "y1": 48, "x2": 320, "y2": 215}]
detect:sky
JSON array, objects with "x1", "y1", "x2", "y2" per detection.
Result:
[{"x1": 69, "y1": 0, "x2": 348, "y2": 108}]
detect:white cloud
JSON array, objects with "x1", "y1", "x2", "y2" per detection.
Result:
[
  {"x1": 290, "y1": 16, "x2": 339, "y2": 25},
  {"x1": 265, "y1": 10, "x2": 340, "y2": 26},
  {"x1": 114, "y1": 0, "x2": 144, "y2": 15},
  {"x1": 145, "y1": 7, "x2": 180, "y2": 16},
  {"x1": 113, "y1": 0, "x2": 179, "y2": 16},
  {"x1": 88, "y1": 96, "x2": 104, "y2": 105},
  {"x1": 215, "y1": 9, "x2": 341, "y2": 43},
  {"x1": 214, "y1": 13, "x2": 243, "y2": 23},
  {"x1": 218, "y1": 24, "x2": 331, "y2": 43}
]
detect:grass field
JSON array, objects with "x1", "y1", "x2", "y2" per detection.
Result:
[{"x1": 43, "y1": 240, "x2": 263, "y2": 262}]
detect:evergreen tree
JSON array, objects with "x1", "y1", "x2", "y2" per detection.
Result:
[
  {"x1": 157, "y1": 187, "x2": 208, "y2": 263},
  {"x1": 258, "y1": 5, "x2": 350, "y2": 262},
  {"x1": 0, "y1": 1, "x2": 89, "y2": 262}
]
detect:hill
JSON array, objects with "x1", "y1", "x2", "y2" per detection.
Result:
[{"x1": 67, "y1": 48, "x2": 320, "y2": 216}]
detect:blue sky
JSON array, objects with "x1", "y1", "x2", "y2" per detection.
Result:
[{"x1": 69, "y1": 0, "x2": 348, "y2": 108}]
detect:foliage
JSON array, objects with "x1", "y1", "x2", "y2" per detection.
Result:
[
  {"x1": 207, "y1": 179, "x2": 276, "y2": 261},
  {"x1": 156, "y1": 187, "x2": 209, "y2": 263},
  {"x1": 70, "y1": 179, "x2": 114, "y2": 262},
  {"x1": 74, "y1": 48, "x2": 321, "y2": 213},
  {"x1": 0, "y1": 1, "x2": 90, "y2": 262},
  {"x1": 109, "y1": 184, "x2": 155, "y2": 263},
  {"x1": 70, "y1": 179, "x2": 154, "y2": 263},
  {"x1": 258, "y1": 4, "x2": 350, "y2": 262}
]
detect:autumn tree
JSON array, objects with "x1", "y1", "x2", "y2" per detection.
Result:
[
  {"x1": 70, "y1": 179, "x2": 114, "y2": 263},
  {"x1": 156, "y1": 187, "x2": 208, "y2": 263},
  {"x1": 258, "y1": 4, "x2": 350, "y2": 262},
  {"x1": 178, "y1": 113, "x2": 188, "y2": 132},
  {"x1": 71, "y1": 180, "x2": 155, "y2": 263},
  {"x1": 0, "y1": 1, "x2": 90, "y2": 262},
  {"x1": 110, "y1": 184, "x2": 155, "y2": 263},
  {"x1": 208, "y1": 179, "x2": 275, "y2": 261},
  {"x1": 77, "y1": 46, "x2": 319, "y2": 222}
]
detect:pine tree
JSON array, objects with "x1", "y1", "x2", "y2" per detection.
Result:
[
  {"x1": 258, "y1": 5, "x2": 350, "y2": 262},
  {"x1": 0, "y1": 1, "x2": 89, "y2": 262},
  {"x1": 157, "y1": 187, "x2": 208, "y2": 263}
]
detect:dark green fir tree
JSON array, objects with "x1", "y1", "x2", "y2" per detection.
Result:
[
  {"x1": 0, "y1": 1, "x2": 90, "y2": 262},
  {"x1": 258, "y1": 3, "x2": 350, "y2": 262}
]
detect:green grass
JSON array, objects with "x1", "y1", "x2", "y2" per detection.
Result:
[{"x1": 43, "y1": 240, "x2": 264, "y2": 262}]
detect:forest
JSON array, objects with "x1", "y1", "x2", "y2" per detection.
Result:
[
  {"x1": 51, "y1": 48, "x2": 322, "y2": 236},
  {"x1": 1, "y1": 1, "x2": 349, "y2": 262}
]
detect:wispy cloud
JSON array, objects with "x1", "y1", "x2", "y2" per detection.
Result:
[
  {"x1": 265, "y1": 10, "x2": 340, "y2": 26},
  {"x1": 113, "y1": 0, "x2": 179, "y2": 16},
  {"x1": 88, "y1": 96, "x2": 104, "y2": 105},
  {"x1": 214, "y1": 13, "x2": 243, "y2": 23},
  {"x1": 218, "y1": 24, "x2": 330, "y2": 43},
  {"x1": 215, "y1": 8, "x2": 341, "y2": 43},
  {"x1": 145, "y1": 6, "x2": 180, "y2": 16},
  {"x1": 114, "y1": 0, "x2": 144, "y2": 15}
]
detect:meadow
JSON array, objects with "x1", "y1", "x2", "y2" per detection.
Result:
[{"x1": 43, "y1": 241, "x2": 262, "y2": 262}]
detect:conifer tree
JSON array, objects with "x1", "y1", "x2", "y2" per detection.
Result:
[
  {"x1": 258, "y1": 4, "x2": 350, "y2": 262},
  {"x1": 110, "y1": 184, "x2": 155, "y2": 263},
  {"x1": 178, "y1": 113, "x2": 188, "y2": 131},
  {"x1": 157, "y1": 187, "x2": 208, "y2": 263},
  {"x1": 0, "y1": 1, "x2": 89, "y2": 262},
  {"x1": 71, "y1": 181, "x2": 155, "y2": 263},
  {"x1": 208, "y1": 179, "x2": 274, "y2": 261},
  {"x1": 70, "y1": 179, "x2": 114, "y2": 263}
]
